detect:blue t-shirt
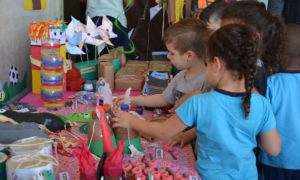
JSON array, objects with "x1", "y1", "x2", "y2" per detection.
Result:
[
  {"x1": 176, "y1": 90, "x2": 276, "y2": 180},
  {"x1": 259, "y1": 72, "x2": 300, "y2": 169}
]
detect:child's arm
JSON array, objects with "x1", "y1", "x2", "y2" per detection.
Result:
[
  {"x1": 259, "y1": 128, "x2": 281, "y2": 156},
  {"x1": 112, "y1": 110, "x2": 187, "y2": 139},
  {"x1": 167, "y1": 128, "x2": 196, "y2": 147},
  {"x1": 116, "y1": 94, "x2": 170, "y2": 108}
]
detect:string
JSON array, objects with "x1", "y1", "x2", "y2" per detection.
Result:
[
  {"x1": 127, "y1": 127, "x2": 131, "y2": 145},
  {"x1": 11, "y1": 153, "x2": 59, "y2": 170},
  {"x1": 88, "y1": 121, "x2": 97, "y2": 149}
]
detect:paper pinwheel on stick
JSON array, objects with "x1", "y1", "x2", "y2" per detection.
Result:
[
  {"x1": 66, "y1": 31, "x2": 85, "y2": 55},
  {"x1": 66, "y1": 16, "x2": 117, "y2": 55}
]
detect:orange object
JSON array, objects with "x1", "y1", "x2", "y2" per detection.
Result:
[
  {"x1": 96, "y1": 105, "x2": 115, "y2": 153},
  {"x1": 103, "y1": 104, "x2": 111, "y2": 111}
]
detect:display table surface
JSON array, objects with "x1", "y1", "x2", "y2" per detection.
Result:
[{"x1": 19, "y1": 91, "x2": 200, "y2": 179}]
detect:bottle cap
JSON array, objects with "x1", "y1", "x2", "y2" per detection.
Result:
[
  {"x1": 103, "y1": 104, "x2": 111, "y2": 112},
  {"x1": 120, "y1": 104, "x2": 129, "y2": 111}
]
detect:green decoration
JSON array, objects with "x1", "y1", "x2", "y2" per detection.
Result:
[
  {"x1": 89, "y1": 135, "x2": 117, "y2": 157},
  {"x1": 79, "y1": 123, "x2": 89, "y2": 134},
  {"x1": 55, "y1": 110, "x2": 94, "y2": 123},
  {"x1": 113, "y1": 16, "x2": 136, "y2": 54},
  {"x1": 0, "y1": 72, "x2": 27, "y2": 105},
  {"x1": 109, "y1": 40, "x2": 136, "y2": 54},
  {"x1": 116, "y1": 136, "x2": 143, "y2": 154},
  {"x1": 124, "y1": 0, "x2": 134, "y2": 10},
  {"x1": 42, "y1": 170, "x2": 55, "y2": 180}
]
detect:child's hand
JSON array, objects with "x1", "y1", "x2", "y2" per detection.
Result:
[
  {"x1": 114, "y1": 95, "x2": 125, "y2": 106},
  {"x1": 166, "y1": 132, "x2": 194, "y2": 147},
  {"x1": 112, "y1": 110, "x2": 135, "y2": 128}
]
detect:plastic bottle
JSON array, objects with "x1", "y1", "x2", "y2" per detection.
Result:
[
  {"x1": 103, "y1": 104, "x2": 112, "y2": 125},
  {"x1": 87, "y1": 111, "x2": 117, "y2": 157},
  {"x1": 41, "y1": 39, "x2": 64, "y2": 109}
]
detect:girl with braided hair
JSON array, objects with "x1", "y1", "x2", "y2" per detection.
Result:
[
  {"x1": 221, "y1": 1, "x2": 286, "y2": 96},
  {"x1": 112, "y1": 24, "x2": 281, "y2": 179}
]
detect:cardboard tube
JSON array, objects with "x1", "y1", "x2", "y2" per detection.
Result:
[{"x1": 99, "y1": 61, "x2": 114, "y2": 91}]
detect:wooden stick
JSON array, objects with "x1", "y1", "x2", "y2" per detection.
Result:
[
  {"x1": 150, "y1": 153, "x2": 154, "y2": 160},
  {"x1": 168, "y1": 150, "x2": 177, "y2": 160}
]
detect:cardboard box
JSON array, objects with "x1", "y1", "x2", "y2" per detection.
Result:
[
  {"x1": 149, "y1": 61, "x2": 172, "y2": 73},
  {"x1": 115, "y1": 79, "x2": 144, "y2": 90},
  {"x1": 115, "y1": 66, "x2": 147, "y2": 90}
]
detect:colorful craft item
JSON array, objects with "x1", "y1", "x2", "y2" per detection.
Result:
[
  {"x1": 162, "y1": 175, "x2": 174, "y2": 180},
  {"x1": 148, "y1": 159, "x2": 158, "y2": 168},
  {"x1": 134, "y1": 162, "x2": 146, "y2": 169},
  {"x1": 131, "y1": 167, "x2": 143, "y2": 175},
  {"x1": 41, "y1": 39, "x2": 64, "y2": 109},
  {"x1": 135, "y1": 174, "x2": 146, "y2": 180},
  {"x1": 72, "y1": 139, "x2": 96, "y2": 180},
  {"x1": 28, "y1": 21, "x2": 65, "y2": 43},
  {"x1": 96, "y1": 105, "x2": 114, "y2": 153},
  {"x1": 144, "y1": 167, "x2": 154, "y2": 174},
  {"x1": 122, "y1": 163, "x2": 133, "y2": 173},
  {"x1": 47, "y1": 130, "x2": 79, "y2": 156},
  {"x1": 159, "y1": 169, "x2": 169, "y2": 177},
  {"x1": 152, "y1": 171, "x2": 161, "y2": 180},
  {"x1": 103, "y1": 141, "x2": 124, "y2": 177}
]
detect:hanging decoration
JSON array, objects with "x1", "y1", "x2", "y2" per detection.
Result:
[{"x1": 24, "y1": 0, "x2": 47, "y2": 10}]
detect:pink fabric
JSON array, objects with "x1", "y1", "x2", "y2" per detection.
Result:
[{"x1": 19, "y1": 91, "x2": 200, "y2": 179}]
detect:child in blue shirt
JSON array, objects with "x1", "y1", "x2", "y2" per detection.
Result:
[
  {"x1": 112, "y1": 24, "x2": 281, "y2": 179},
  {"x1": 259, "y1": 24, "x2": 300, "y2": 180}
]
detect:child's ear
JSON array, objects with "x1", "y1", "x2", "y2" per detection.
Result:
[
  {"x1": 213, "y1": 56, "x2": 222, "y2": 72},
  {"x1": 186, "y1": 50, "x2": 196, "y2": 62}
]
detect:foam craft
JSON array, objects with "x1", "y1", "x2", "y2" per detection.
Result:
[
  {"x1": 89, "y1": 138, "x2": 117, "y2": 157},
  {"x1": 152, "y1": 171, "x2": 161, "y2": 180},
  {"x1": 162, "y1": 175, "x2": 174, "y2": 180},
  {"x1": 132, "y1": 167, "x2": 143, "y2": 175},
  {"x1": 122, "y1": 163, "x2": 132, "y2": 173},
  {"x1": 148, "y1": 159, "x2": 158, "y2": 168},
  {"x1": 6, "y1": 154, "x2": 54, "y2": 180},
  {"x1": 96, "y1": 105, "x2": 114, "y2": 153},
  {"x1": 144, "y1": 167, "x2": 154, "y2": 174},
  {"x1": 134, "y1": 162, "x2": 146, "y2": 169},
  {"x1": 159, "y1": 170, "x2": 169, "y2": 177},
  {"x1": 174, "y1": 174, "x2": 182, "y2": 180},
  {"x1": 135, "y1": 174, "x2": 146, "y2": 180}
]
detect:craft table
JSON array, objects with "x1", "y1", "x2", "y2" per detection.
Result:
[{"x1": 19, "y1": 91, "x2": 200, "y2": 179}]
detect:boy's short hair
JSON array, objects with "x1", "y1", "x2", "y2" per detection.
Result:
[
  {"x1": 163, "y1": 18, "x2": 210, "y2": 59},
  {"x1": 284, "y1": 24, "x2": 300, "y2": 68},
  {"x1": 200, "y1": 0, "x2": 227, "y2": 24},
  {"x1": 286, "y1": 24, "x2": 300, "y2": 59}
]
